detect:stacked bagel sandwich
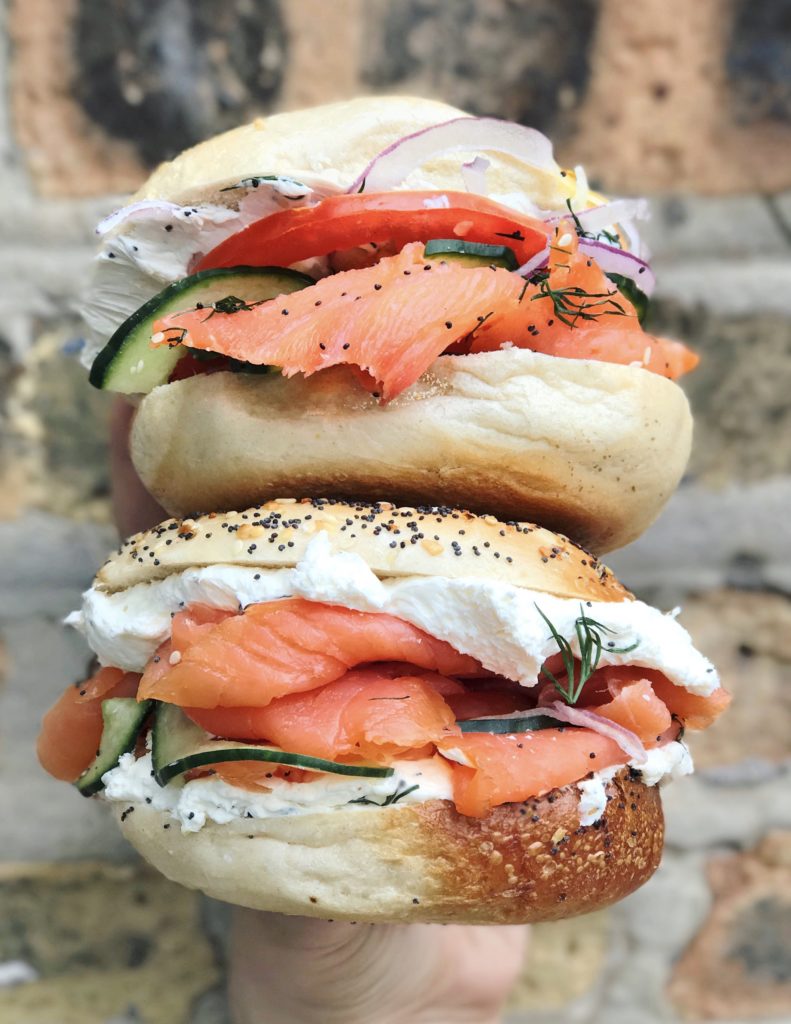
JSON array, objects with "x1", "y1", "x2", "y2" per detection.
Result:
[{"x1": 39, "y1": 97, "x2": 727, "y2": 923}]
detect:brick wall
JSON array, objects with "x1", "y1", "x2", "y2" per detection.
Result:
[{"x1": 1, "y1": 2, "x2": 789, "y2": 1022}]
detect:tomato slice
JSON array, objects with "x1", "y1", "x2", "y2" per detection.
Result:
[{"x1": 196, "y1": 191, "x2": 549, "y2": 272}]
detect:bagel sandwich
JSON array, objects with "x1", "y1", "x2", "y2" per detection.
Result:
[
  {"x1": 82, "y1": 96, "x2": 695, "y2": 553},
  {"x1": 38, "y1": 499, "x2": 728, "y2": 924}
]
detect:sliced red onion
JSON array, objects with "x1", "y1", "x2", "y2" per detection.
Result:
[
  {"x1": 550, "y1": 197, "x2": 650, "y2": 235},
  {"x1": 461, "y1": 155, "x2": 491, "y2": 195},
  {"x1": 348, "y1": 116, "x2": 556, "y2": 194},
  {"x1": 516, "y1": 243, "x2": 550, "y2": 278},
  {"x1": 548, "y1": 701, "x2": 647, "y2": 762},
  {"x1": 96, "y1": 200, "x2": 182, "y2": 236},
  {"x1": 578, "y1": 239, "x2": 656, "y2": 295}
]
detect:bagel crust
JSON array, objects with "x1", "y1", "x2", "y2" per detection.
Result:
[
  {"x1": 130, "y1": 349, "x2": 692, "y2": 554},
  {"x1": 97, "y1": 496, "x2": 630, "y2": 602},
  {"x1": 113, "y1": 770, "x2": 663, "y2": 923}
]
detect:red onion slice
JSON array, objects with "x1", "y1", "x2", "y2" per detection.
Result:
[
  {"x1": 578, "y1": 239, "x2": 656, "y2": 295},
  {"x1": 348, "y1": 116, "x2": 556, "y2": 194},
  {"x1": 516, "y1": 244, "x2": 550, "y2": 277},
  {"x1": 547, "y1": 198, "x2": 650, "y2": 234},
  {"x1": 548, "y1": 701, "x2": 647, "y2": 761},
  {"x1": 461, "y1": 155, "x2": 491, "y2": 195}
]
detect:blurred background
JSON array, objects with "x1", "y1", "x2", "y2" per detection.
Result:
[{"x1": 1, "y1": 0, "x2": 790, "y2": 1022}]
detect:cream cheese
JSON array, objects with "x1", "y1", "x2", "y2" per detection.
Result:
[
  {"x1": 68, "y1": 532, "x2": 720, "y2": 696},
  {"x1": 576, "y1": 740, "x2": 694, "y2": 826},
  {"x1": 80, "y1": 179, "x2": 339, "y2": 367},
  {"x1": 102, "y1": 751, "x2": 453, "y2": 832}
]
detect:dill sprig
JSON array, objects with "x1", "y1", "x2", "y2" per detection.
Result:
[
  {"x1": 535, "y1": 603, "x2": 640, "y2": 704},
  {"x1": 530, "y1": 275, "x2": 628, "y2": 328},
  {"x1": 564, "y1": 199, "x2": 621, "y2": 246},
  {"x1": 349, "y1": 782, "x2": 420, "y2": 807}
]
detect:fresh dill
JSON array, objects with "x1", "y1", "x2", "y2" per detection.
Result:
[
  {"x1": 530, "y1": 276, "x2": 628, "y2": 328},
  {"x1": 349, "y1": 782, "x2": 420, "y2": 806},
  {"x1": 535, "y1": 603, "x2": 640, "y2": 704},
  {"x1": 201, "y1": 295, "x2": 266, "y2": 320}
]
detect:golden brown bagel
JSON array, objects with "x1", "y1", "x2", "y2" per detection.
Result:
[
  {"x1": 114, "y1": 770, "x2": 663, "y2": 924},
  {"x1": 130, "y1": 350, "x2": 692, "y2": 553},
  {"x1": 97, "y1": 496, "x2": 630, "y2": 601}
]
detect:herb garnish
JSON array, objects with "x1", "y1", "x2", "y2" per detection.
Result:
[
  {"x1": 563, "y1": 199, "x2": 621, "y2": 247},
  {"x1": 535, "y1": 603, "x2": 640, "y2": 704},
  {"x1": 530, "y1": 274, "x2": 628, "y2": 329},
  {"x1": 349, "y1": 782, "x2": 420, "y2": 806},
  {"x1": 201, "y1": 294, "x2": 267, "y2": 320}
]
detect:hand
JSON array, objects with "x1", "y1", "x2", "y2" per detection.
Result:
[
  {"x1": 109, "y1": 398, "x2": 167, "y2": 537},
  {"x1": 229, "y1": 911, "x2": 528, "y2": 1024},
  {"x1": 108, "y1": 396, "x2": 529, "y2": 1023}
]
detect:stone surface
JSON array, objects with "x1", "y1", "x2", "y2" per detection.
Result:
[
  {"x1": 727, "y1": 0, "x2": 791, "y2": 126},
  {"x1": 4, "y1": 328, "x2": 115, "y2": 523},
  {"x1": 574, "y1": 0, "x2": 791, "y2": 194},
  {"x1": 668, "y1": 832, "x2": 791, "y2": 1020},
  {"x1": 73, "y1": 0, "x2": 287, "y2": 167},
  {"x1": 641, "y1": 194, "x2": 791, "y2": 261},
  {"x1": 9, "y1": 0, "x2": 148, "y2": 196},
  {"x1": 361, "y1": 0, "x2": 596, "y2": 141},
  {"x1": 651, "y1": 304, "x2": 791, "y2": 486},
  {"x1": 607, "y1": 478, "x2": 791, "y2": 604},
  {"x1": 674, "y1": 590, "x2": 791, "y2": 768},
  {"x1": 507, "y1": 912, "x2": 608, "y2": 1015},
  {"x1": 662, "y1": 769, "x2": 791, "y2": 852},
  {"x1": 0, "y1": 861, "x2": 220, "y2": 1024}
]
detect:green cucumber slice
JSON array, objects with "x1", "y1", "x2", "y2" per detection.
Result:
[
  {"x1": 459, "y1": 713, "x2": 560, "y2": 735},
  {"x1": 424, "y1": 239, "x2": 518, "y2": 270},
  {"x1": 89, "y1": 265, "x2": 314, "y2": 394},
  {"x1": 151, "y1": 704, "x2": 395, "y2": 787},
  {"x1": 607, "y1": 273, "x2": 649, "y2": 325},
  {"x1": 76, "y1": 697, "x2": 153, "y2": 796}
]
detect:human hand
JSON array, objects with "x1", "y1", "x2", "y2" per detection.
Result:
[
  {"x1": 229, "y1": 910, "x2": 528, "y2": 1024},
  {"x1": 108, "y1": 397, "x2": 528, "y2": 1023}
]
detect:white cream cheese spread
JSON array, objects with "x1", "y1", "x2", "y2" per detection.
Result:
[
  {"x1": 68, "y1": 532, "x2": 720, "y2": 696},
  {"x1": 103, "y1": 751, "x2": 453, "y2": 833}
]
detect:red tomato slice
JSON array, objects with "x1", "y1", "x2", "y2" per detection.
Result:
[{"x1": 195, "y1": 191, "x2": 550, "y2": 272}]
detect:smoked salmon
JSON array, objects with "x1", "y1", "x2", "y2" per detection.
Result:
[
  {"x1": 186, "y1": 668, "x2": 462, "y2": 763},
  {"x1": 38, "y1": 599, "x2": 728, "y2": 820},
  {"x1": 37, "y1": 667, "x2": 141, "y2": 782},
  {"x1": 441, "y1": 730, "x2": 626, "y2": 818},
  {"x1": 138, "y1": 598, "x2": 483, "y2": 708},
  {"x1": 154, "y1": 236, "x2": 696, "y2": 402}
]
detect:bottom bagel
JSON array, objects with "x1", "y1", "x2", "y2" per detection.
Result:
[
  {"x1": 39, "y1": 500, "x2": 729, "y2": 923},
  {"x1": 113, "y1": 770, "x2": 663, "y2": 923}
]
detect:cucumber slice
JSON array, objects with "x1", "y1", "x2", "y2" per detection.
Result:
[
  {"x1": 424, "y1": 239, "x2": 518, "y2": 270},
  {"x1": 152, "y1": 704, "x2": 395, "y2": 787},
  {"x1": 76, "y1": 697, "x2": 153, "y2": 797},
  {"x1": 89, "y1": 266, "x2": 314, "y2": 394},
  {"x1": 607, "y1": 273, "x2": 649, "y2": 325},
  {"x1": 459, "y1": 713, "x2": 560, "y2": 735}
]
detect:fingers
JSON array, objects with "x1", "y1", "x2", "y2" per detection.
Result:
[
  {"x1": 228, "y1": 909, "x2": 529, "y2": 1024},
  {"x1": 109, "y1": 397, "x2": 167, "y2": 537}
]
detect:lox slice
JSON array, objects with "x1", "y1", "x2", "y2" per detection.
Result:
[
  {"x1": 155, "y1": 243, "x2": 529, "y2": 401},
  {"x1": 37, "y1": 667, "x2": 141, "y2": 782},
  {"x1": 186, "y1": 667, "x2": 462, "y2": 763},
  {"x1": 138, "y1": 598, "x2": 484, "y2": 709},
  {"x1": 464, "y1": 228, "x2": 698, "y2": 379},
  {"x1": 155, "y1": 240, "x2": 696, "y2": 401},
  {"x1": 441, "y1": 730, "x2": 627, "y2": 818}
]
